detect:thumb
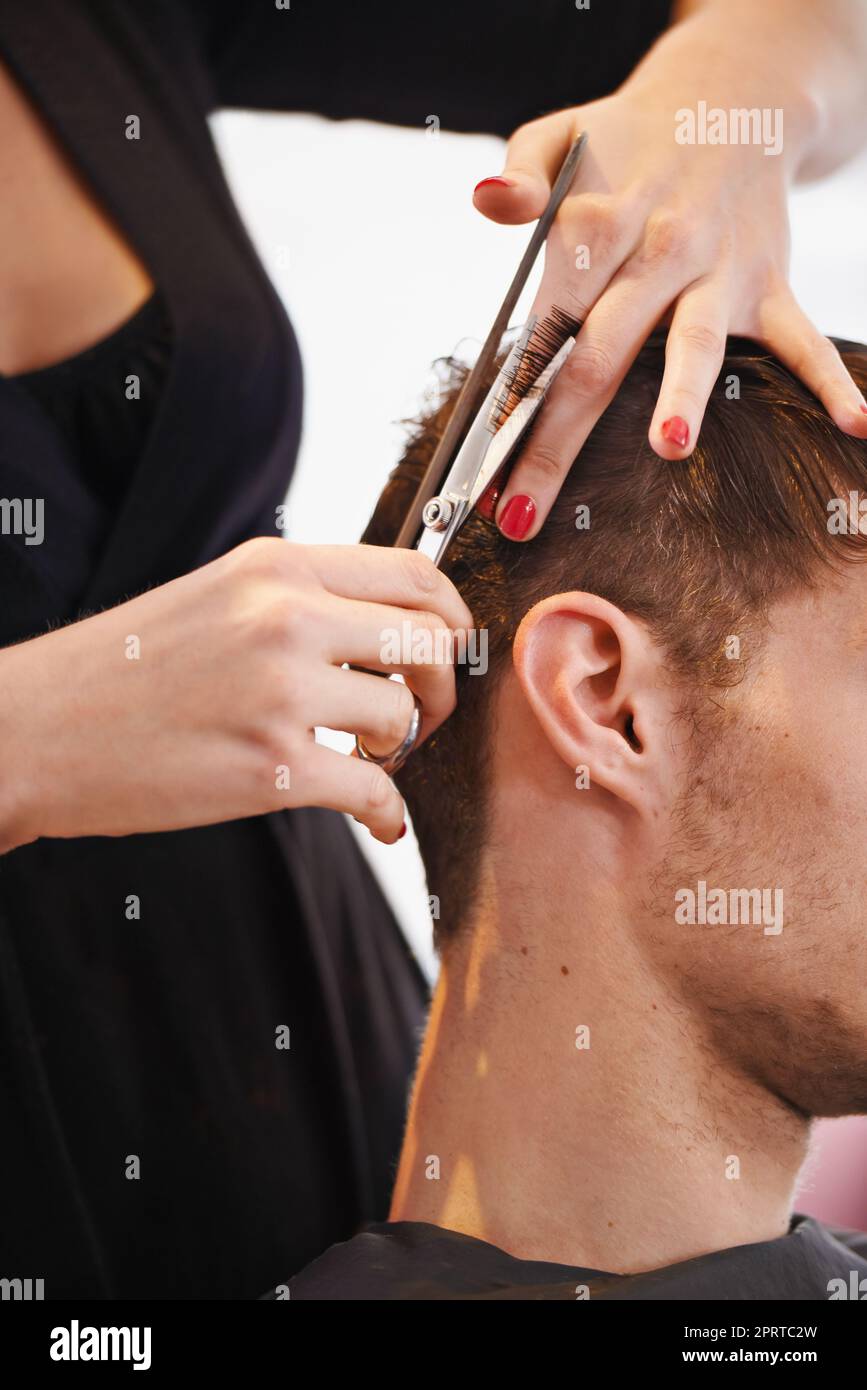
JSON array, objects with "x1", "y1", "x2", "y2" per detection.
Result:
[{"x1": 472, "y1": 116, "x2": 573, "y2": 226}]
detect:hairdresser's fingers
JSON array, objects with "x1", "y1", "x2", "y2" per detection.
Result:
[
  {"x1": 301, "y1": 743, "x2": 405, "y2": 844},
  {"x1": 495, "y1": 262, "x2": 686, "y2": 540},
  {"x1": 314, "y1": 667, "x2": 420, "y2": 753},
  {"x1": 472, "y1": 109, "x2": 575, "y2": 225},
  {"x1": 530, "y1": 191, "x2": 641, "y2": 330},
  {"x1": 758, "y1": 289, "x2": 867, "y2": 437},
  {"x1": 648, "y1": 276, "x2": 730, "y2": 459},
  {"x1": 322, "y1": 598, "x2": 457, "y2": 734},
  {"x1": 306, "y1": 543, "x2": 474, "y2": 637}
]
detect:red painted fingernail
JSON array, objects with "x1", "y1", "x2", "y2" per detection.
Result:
[
  {"x1": 476, "y1": 483, "x2": 501, "y2": 519},
  {"x1": 474, "y1": 176, "x2": 515, "y2": 193},
  {"x1": 499, "y1": 494, "x2": 536, "y2": 540},
  {"x1": 661, "y1": 416, "x2": 690, "y2": 448},
  {"x1": 860, "y1": 404, "x2": 867, "y2": 415},
  {"x1": 397, "y1": 822, "x2": 407, "y2": 840}
]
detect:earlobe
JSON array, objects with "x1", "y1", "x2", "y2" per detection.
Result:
[{"x1": 512, "y1": 592, "x2": 660, "y2": 814}]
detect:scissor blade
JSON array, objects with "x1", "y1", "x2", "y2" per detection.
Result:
[
  {"x1": 393, "y1": 132, "x2": 588, "y2": 549},
  {"x1": 468, "y1": 335, "x2": 575, "y2": 508},
  {"x1": 432, "y1": 319, "x2": 535, "y2": 505}
]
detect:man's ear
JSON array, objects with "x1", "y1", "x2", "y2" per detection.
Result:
[{"x1": 512, "y1": 592, "x2": 670, "y2": 815}]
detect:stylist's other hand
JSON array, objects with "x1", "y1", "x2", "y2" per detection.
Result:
[
  {"x1": 0, "y1": 540, "x2": 472, "y2": 849},
  {"x1": 473, "y1": 4, "x2": 867, "y2": 540}
]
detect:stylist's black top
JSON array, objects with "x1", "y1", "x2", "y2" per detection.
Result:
[{"x1": 0, "y1": 1, "x2": 672, "y2": 1298}]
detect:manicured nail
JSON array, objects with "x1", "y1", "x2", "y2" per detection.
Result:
[
  {"x1": 474, "y1": 176, "x2": 515, "y2": 193},
  {"x1": 499, "y1": 494, "x2": 536, "y2": 540},
  {"x1": 476, "y1": 483, "x2": 501, "y2": 519},
  {"x1": 661, "y1": 416, "x2": 690, "y2": 448},
  {"x1": 397, "y1": 822, "x2": 407, "y2": 840}
]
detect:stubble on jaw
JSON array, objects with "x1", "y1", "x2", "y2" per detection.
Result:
[{"x1": 644, "y1": 707, "x2": 867, "y2": 1120}]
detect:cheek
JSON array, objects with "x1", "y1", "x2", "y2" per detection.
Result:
[
  {"x1": 771, "y1": 688, "x2": 866, "y2": 845},
  {"x1": 732, "y1": 648, "x2": 867, "y2": 854},
  {"x1": 647, "y1": 711, "x2": 864, "y2": 1003}
]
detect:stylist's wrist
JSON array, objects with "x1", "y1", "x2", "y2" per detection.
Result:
[
  {"x1": 0, "y1": 646, "x2": 42, "y2": 854},
  {"x1": 622, "y1": 6, "x2": 824, "y2": 175}
]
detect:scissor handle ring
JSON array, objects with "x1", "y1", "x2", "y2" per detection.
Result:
[{"x1": 355, "y1": 691, "x2": 423, "y2": 776}]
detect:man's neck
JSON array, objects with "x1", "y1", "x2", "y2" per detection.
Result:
[{"x1": 390, "y1": 893, "x2": 809, "y2": 1275}]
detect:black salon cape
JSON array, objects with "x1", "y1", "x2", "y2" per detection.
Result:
[
  {"x1": 275, "y1": 1217, "x2": 867, "y2": 1300},
  {"x1": 0, "y1": 1, "x2": 671, "y2": 1299}
]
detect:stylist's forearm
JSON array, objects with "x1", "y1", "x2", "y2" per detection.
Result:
[{"x1": 630, "y1": 0, "x2": 867, "y2": 177}]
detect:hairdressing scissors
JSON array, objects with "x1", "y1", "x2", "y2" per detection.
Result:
[{"x1": 356, "y1": 133, "x2": 588, "y2": 776}]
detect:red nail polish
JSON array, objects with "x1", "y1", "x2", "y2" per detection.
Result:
[
  {"x1": 474, "y1": 176, "x2": 515, "y2": 193},
  {"x1": 476, "y1": 483, "x2": 501, "y2": 519},
  {"x1": 499, "y1": 494, "x2": 536, "y2": 540},
  {"x1": 661, "y1": 416, "x2": 690, "y2": 448},
  {"x1": 860, "y1": 404, "x2": 867, "y2": 415},
  {"x1": 397, "y1": 822, "x2": 407, "y2": 840}
]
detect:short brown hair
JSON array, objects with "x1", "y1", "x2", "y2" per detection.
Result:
[{"x1": 364, "y1": 333, "x2": 867, "y2": 945}]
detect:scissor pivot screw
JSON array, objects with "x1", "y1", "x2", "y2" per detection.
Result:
[{"x1": 422, "y1": 497, "x2": 453, "y2": 531}]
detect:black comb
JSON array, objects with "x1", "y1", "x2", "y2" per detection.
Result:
[{"x1": 393, "y1": 133, "x2": 588, "y2": 549}]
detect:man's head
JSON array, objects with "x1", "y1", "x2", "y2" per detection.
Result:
[{"x1": 367, "y1": 332, "x2": 867, "y2": 1118}]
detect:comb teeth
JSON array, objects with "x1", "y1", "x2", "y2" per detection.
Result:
[{"x1": 491, "y1": 306, "x2": 581, "y2": 430}]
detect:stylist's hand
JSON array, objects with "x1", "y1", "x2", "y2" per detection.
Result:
[
  {"x1": 473, "y1": 19, "x2": 867, "y2": 540},
  {"x1": 0, "y1": 539, "x2": 472, "y2": 850}
]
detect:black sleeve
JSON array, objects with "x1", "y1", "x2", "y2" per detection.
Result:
[{"x1": 183, "y1": 0, "x2": 673, "y2": 137}]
